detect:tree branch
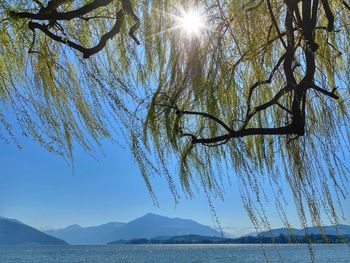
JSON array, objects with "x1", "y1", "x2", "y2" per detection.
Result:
[
  {"x1": 321, "y1": 0, "x2": 335, "y2": 32},
  {"x1": 177, "y1": 109, "x2": 233, "y2": 133},
  {"x1": 344, "y1": 1, "x2": 350, "y2": 10},
  {"x1": 192, "y1": 125, "x2": 294, "y2": 145},
  {"x1": 28, "y1": 9, "x2": 125, "y2": 58},
  {"x1": 11, "y1": 0, "x2": 114, "y2": 21},
  {"x1": 266, "y1": 0, "x2": 287, "y2": 49},
  {"x1": 311, "y1": 85, "x2": 339, "y2": 100},
  {"x1": 244, "y1": 53, "x2": 287, "y2": 128}
]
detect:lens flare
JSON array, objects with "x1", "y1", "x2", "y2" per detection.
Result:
[{"x1": 180, "y1": 10, "x2": 205, "y2": 36}]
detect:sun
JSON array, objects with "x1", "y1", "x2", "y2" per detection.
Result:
[
  {"x1": 150, "y1": 6, "x2": 206, "y2": 38},
  {"x1": 180, "y1": 10, "x2": 205, "y2": 36}
]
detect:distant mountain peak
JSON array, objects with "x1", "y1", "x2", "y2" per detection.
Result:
[
  {"x1": 44, "y1": 221, "x2": 125, "y2": 245},
  {"x1": 65, "y1": 224, "x2": 82, "y2": 230},
  {"x1": 140, "y1": 213, "x2": 192, "y2": 221},
  {"x1": 143, "y1": 213, "x2": 165, "y2": 218},
  {"x1": 108, "y1": 213, "x2": 220, "y2": 242}
]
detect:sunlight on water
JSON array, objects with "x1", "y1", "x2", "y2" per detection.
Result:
[{"x1": 0, "y1": 244, "x2": 349, "y2": 263}]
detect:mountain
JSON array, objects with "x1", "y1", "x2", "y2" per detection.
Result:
[
  {"x1": 0, "y1": 216, "x2": 24, "y2": 225},
  {"x1": 45, "y1": 222, "x2": 125, "y2": 245},
  {"x1": 0, "y1": 217, "x2": 67, "y2": 245},
  {"x1": 109, "y1": 213, "x2": 220, "y2": 241},
  {"x1": 257, "y1": 224, "x2": 350, "y2": 238}
]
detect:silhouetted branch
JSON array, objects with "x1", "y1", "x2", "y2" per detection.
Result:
[
  {"x1": 11, "y1": 0, "x2": 140, "y2": 58},
  {"x1": 28, "y1": 9, "x2": 125, "y2": 58},
  {"x1": 10, "y1": 0, "x2": 114, "y2": 21},
  {"x1": 311, "y1": 85, "x2": 339, "y2": 100}
]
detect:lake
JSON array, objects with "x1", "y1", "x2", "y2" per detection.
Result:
[{"x1": 0, "y1": 244, "x2": 349, "y2": 262}]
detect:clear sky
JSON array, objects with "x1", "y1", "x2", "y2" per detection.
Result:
[{"x1": 1, "y1": 133, "x2": 349, "y2": 237}]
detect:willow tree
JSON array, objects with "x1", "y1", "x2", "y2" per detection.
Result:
[{"x1": 1, "y1": 0, "x2": 350, "y2": 244}]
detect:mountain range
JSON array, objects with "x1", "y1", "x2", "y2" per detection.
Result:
[
  {"x1": 256, "y1": 224, "x2": 350, "y2": 237},
  {"x1": 2, "y1": 214, "x2": 350, "y2": 245},
  {"x1": 45, "y1": 222, "x2": 125, "y2": 245},
  {"x1": 0, "y1": 217, "x2": 67, "y2": 245},
  {"x1": 45, "y1": 213, "x2": 220, "y2": 244}
]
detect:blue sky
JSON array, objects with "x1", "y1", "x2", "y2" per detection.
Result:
[{"x1": 1, "y1": 134, "x2": 349, "y2": 236}]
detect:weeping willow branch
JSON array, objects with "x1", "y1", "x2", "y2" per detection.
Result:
[
  {"x1": 10, "y1": 0, "x2": 115, "y2": 21},
  {"x1": 27, "y1": 10, "x2": 125, "y2": 58},
  {"x1": 9, "y1": 0, "x2": 140, "y2": 58},
  {"x1": 161, "y1": 0, "x2": 342, "y2": 147}
]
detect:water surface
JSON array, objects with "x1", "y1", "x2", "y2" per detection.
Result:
[{"x1": 0, "y1": 244, "x2": 349, "y2": 262}]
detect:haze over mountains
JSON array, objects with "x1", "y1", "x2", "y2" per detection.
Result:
[
  {"x1": 111, "y1": 213, "x2": 220, "y2": 239},
  {"x1": 0, "y1": 217, "x2": 67, "y2": 245},
  {"x1": 45, "y1": 222, "x2": 125, "y2": 245},
  {"x1": 2, "y1": 214, "x2": 350, "y2": 246},
  {"x1": 45, "y1": 213, "x2": 220, "y2": 244}
]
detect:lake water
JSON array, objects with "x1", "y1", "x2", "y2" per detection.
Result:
[{"x1": 0, "y1": 244, "x2": 349, "y2": 263}]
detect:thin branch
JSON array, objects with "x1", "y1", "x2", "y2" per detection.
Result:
[
  {"x1": 344, "y1": 1, "x2": 350, "y2": 10},
  {"x1": 266, "y1": 0, "x2": 287, "y2": 49},
  {"x1": 79, "y1": 15, "x2": 117, "y2": 21},
  {"x1": 276, "y1": 102, "x2": 292, "y2": 114},
  {"x1": 311, "y1": 85, "x2": 339, "y2": 100},
  {"x1": 177, "y1": 109, "x2": 233, "y2": 133},
  {"x1": 244, "y1": 53, "x2": 287, "y2": 128}
]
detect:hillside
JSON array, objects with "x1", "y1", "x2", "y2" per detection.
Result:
[{"x1": 0, "y1": 217, "x2": 67, "y2": 245}]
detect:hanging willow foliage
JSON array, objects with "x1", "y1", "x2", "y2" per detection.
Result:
[{"x1": 1, "y1": 0, "x2": 350, "y2": 251}]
